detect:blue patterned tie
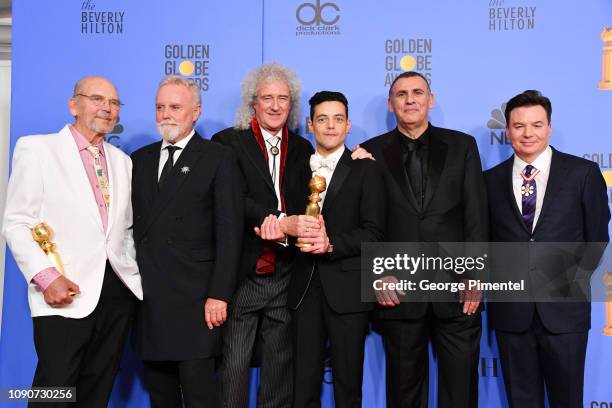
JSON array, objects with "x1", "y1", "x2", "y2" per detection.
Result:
[{"x1": 521, "y1": 164, "x2": 538, "y2": 231}]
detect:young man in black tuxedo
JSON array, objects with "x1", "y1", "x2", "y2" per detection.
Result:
[
  {"x1": 485, "y1": 90, "x2": 610, "y2": 408},
  {"x1": 286, "y1": 91, "x2": 386, "y2": 408}
]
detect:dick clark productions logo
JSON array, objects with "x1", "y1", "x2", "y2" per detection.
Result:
[{"x1": 295, "y1": 0, "x2": 341, "y2": 37}]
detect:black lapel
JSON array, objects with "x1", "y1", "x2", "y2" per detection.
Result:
[
  {"x1": 321, "y1": 147, "x2": 351, "y2": 215},
  {"x1": 282, "y1": 131, "x2": 301, "y2": 193},
  {"x1": 382, "y1": 130, "x2": 419, "y2": 211},
  {"x1": 503, "y1": 155, "x2": 531, "y2": 234},
  {"x1": 533, "y1": 147, "x2": 565, "y2": 233},
  {"x1": 141, "y1": 133, "x2": 205, "y2": 235},
  {"x1": 422, "y1": 128, "x2": 448, "y2": 211},
  {"x1": 238, "y1": 129, "x2": 276, "y2": 195},
  {"x1": 142, "y1": 142, "x2": 162, "y2": 207}
]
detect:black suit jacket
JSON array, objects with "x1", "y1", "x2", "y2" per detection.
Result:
[
  {"x1": 211, "y1": 127, "x2": 313, "y2": 281},
  {"x1": 287, "y1": 148, "x2": 387, "y2": 314},
  {"x1": 131, "y1": 133, "x2": 243, "y2": 360},
  {"x1": 484, "y1": 147, "x2": 610, "y2": 333},
  {"x1": 361, "y1": 125, "x2": 489, "y2": 318}
]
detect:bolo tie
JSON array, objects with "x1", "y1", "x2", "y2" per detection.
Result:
[{"x1": 266, "y1": 136, "x2": 280, "y2": 185}]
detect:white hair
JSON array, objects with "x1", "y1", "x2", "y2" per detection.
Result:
[
  {"x1": 234, "y1": 63, "x2": 301, "y2": 131},
  {"x1": 157, "y1": 75, "x2": 202, "y2": 106}
]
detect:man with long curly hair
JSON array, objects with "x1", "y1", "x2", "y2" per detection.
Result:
[{"x1": 212, "y1": 63, "x2": 314, "y2": 407}]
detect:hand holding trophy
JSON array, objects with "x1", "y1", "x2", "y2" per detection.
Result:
[
  {"x1": 295, "y1": 175, "x2": 326, "y2": 248},
  {"x1": 32, "y1": 222, "x2": 76, "y2": 296}
]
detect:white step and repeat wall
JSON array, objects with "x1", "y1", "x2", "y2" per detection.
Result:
[{"x1": 1, "y1": 1, "x2": 611, "y2": 406}]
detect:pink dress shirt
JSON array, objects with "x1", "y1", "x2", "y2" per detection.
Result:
[{"x1": 31, "y1": 125, "x2": 110, "y2": 291}]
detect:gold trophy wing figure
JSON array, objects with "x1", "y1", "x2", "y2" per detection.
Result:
[
  {"x1": 296, "y1": 175, "x2": 327, "y2": 248},
  {"x1": 32, "y1": 222, "x2": 75, "y2": 296}
]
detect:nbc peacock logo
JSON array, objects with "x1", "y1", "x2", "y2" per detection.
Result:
[
  {"x1": 487, "y1": 103, "x2": 511, "y2": 145},
  {"x1": 105, "y1": 118, "x2": 124, "y2": 150}
]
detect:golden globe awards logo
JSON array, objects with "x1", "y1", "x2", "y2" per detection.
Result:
[
  {"x1": 164, "y1": 44, "x2": 210, "y2": 92},
  {"x1": 80, "y1": 0, "x2": 124, "y2": 34},
  {"x1": 384, "y1": 38, "x2": 432, "y2": 87},
  {"x1": 583, "y1": 153, "x2": 612, "y2": 199},
  {"x1": 295, "y1": 0, "x2": 341, "y2": 37},
  {"x1": 488, "y1": 0, "x2": 536, "y2": 31}
]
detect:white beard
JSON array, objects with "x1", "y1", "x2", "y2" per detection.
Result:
[{"x1": 157, "y1": 121, "x2": 184, "y2": 143}]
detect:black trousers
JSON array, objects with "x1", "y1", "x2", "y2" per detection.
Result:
[
  {"x1": 382, "y1": 304, "x2": 481, "y2": 408},
  {"x1": 220, "y1": 266, "x2": 293, "y2": 408},
  {"x1": 143, "y1": 357, "x2": 218, "y2": 408},
  {"x1": 30, "y1": 261, "x2": 137, "y2": 408},
  {"x1": 496, "y1": 311, "x2": 588, "y2": 408},
  {"x1": 292, "y1": 275, "x2": 369, "y2": 408}
]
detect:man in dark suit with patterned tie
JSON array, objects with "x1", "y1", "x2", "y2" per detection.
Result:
[
  {"x1": 484, "y1": 90, "x2": 610, "y2": 408},
  {"x1": 131, "y1": 75, "x2": 243, "y2": 408}
]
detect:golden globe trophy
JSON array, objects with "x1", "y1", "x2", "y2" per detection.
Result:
[
  {"x1": 32, "y1": 222, "x2": 74, "y2": 296},
  {"x1": 295, "y1": 175, "x2": 327, "y2": 248},
  {"x1": 604, "y1": 271, "x2": 612, "y2": 336},
  {"x1": 599, "y1": 27, "x2": 612, "y2": 90}
]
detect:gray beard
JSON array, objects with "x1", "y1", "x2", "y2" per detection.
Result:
[
  {"x1": 157, "y1": 123, "x2": 186, "y2": 143},
  {"x1": 88, "y1": 118, "x2": 115, "y2": 135}
]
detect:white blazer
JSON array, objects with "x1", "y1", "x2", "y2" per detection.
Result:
[{"x1": 2, "y1": 125, "x2": 143, "y2": 318}]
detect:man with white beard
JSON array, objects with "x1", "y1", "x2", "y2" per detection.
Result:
[{"x1": 130, "y1": 75, "x2": 243, "y2": 408}]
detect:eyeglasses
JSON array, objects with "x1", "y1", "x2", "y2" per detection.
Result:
[{"x1": 75, "y1": 94, "x2": 123, "y2": 110}]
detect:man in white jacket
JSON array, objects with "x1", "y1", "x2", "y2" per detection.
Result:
[{"x1": 2, "y1": 76, "x2": 142, "y2": 408}]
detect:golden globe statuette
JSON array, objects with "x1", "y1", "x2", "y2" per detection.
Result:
[
  {"x1": 599, "y1": 27, "x2": 612, "y2": 90},
  {"x1": 604, "y1": 271, "x2": 612, "y2": 336},
  {"x1": 295, "y1": 175, "x2": 327, "y2": 248},
  {"x1": 31, "y1": 222, "x2": 75, "y2": 296}
]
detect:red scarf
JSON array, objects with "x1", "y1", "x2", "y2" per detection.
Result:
[{"x1": 250, "y1": 117, "x2": 289, "y2": 274}]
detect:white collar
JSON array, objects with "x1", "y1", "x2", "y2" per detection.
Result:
[
  {"x1": 260, "y1": 126, "x2": 282, "y2": 143},
  {"x1": 513, "y1": 145, "x2": 552, "y2": 173},
  {"x1": 161, "y1": 129, "x2": 195, "y2": 151},
  {"x1": 314, "y1": 145, "x2": 345, "y2": 165}
]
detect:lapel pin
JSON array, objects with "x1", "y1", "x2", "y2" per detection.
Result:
[{"x1": 180, "y1": 166, "x2": 190, "y2": 174}]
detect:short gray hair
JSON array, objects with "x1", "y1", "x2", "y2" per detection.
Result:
[
  {"x1": 157, "y1": 75, "x2": 202, "y2": 106},
  {"x1": 234, "y1": 63, "x2": 301, "y2": 131}
]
